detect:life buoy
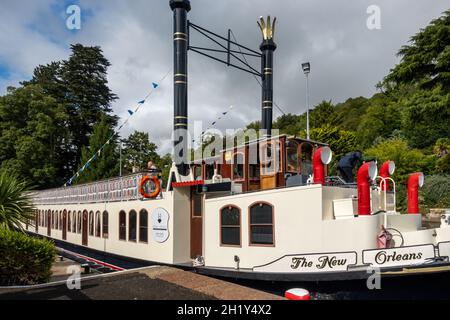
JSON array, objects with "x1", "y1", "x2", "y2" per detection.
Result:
[{"x1": 139, "y1": 175, "x2": 161, "y2": 199}]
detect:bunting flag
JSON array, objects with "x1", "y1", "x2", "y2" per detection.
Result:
[
  {"x1": 192, "y1": 105, "x2": 234, "y2": 144},
  {"x1": 63, "y1": 70, "x2": 171, "y2": 187}
]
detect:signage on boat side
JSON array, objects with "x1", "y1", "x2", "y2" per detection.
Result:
[
  {"x1": 151, "y1": 208, "x2": 170, "y2": 243},
  {"x1": 363, "y1": 244, "x2": 435, "y2": 268},
  {"x1": 253, "y1": 252, "x2": 357, "y2": 273}
]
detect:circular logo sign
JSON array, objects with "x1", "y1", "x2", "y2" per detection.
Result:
[{"x1": 151, "y1": 207, "x2": 170, "y2": 243}]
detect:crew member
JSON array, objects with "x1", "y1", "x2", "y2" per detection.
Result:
[{"x1": 337, "y1": 151, "x2": 363, "y2": 183}]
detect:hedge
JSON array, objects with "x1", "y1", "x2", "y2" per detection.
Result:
[{"x1": 0, "y1": 229, "x2": 56, "y2": 286}]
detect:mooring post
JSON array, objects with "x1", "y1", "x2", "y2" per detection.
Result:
[
  {"x1": 258, "y1": 17, "x2": 277, "y2": 138},
  {"x1": 170, "y1": 0, "x2": 191, "y2": 176}
]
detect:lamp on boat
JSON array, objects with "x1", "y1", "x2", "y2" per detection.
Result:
[
  {"x1": 379, "y1": 160, "x2": 395, "y2": 191},
  {"x1": 407, "y1": 172, "x2": 424, "y2": 214},
  {"x1": 357, "y1": 161, "x2": 378, "y2": 215},
  {"x1": 313, "y1": 146, "x2": 332, "y2": 185}
]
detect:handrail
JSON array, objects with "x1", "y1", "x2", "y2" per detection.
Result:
[{"x1": 31, "y1": 172, "x2": 159, "y2": 205}]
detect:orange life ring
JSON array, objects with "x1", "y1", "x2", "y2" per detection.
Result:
[{"x1": 139, "y1": 175, "x2": 161, "y2": 199}]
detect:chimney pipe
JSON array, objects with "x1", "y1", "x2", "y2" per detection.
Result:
[
  {"x1": 170, "y1": 0, "x2": 191, "y2": 176},
  {"x1": 379, "y1": 160, "x2": 395, "y2": 191},
  {"x1": 313, "y1": 146, "x2": 332, "y2": 185},
  {"x1": 407, "y1": 172, "x2": 424, "y2": 214},
  {"x1": 258, "y1": 17, "x2": 277, "y2": 138},
  {"x1": 357, "y1": 162, "x2": 378, "y2": 215}
]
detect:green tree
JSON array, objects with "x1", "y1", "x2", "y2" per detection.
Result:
[
  {"x1": 121, "y1": 131, "x2": 159, "y2": 173},
  {"x1": 0, "y1": 85, "x2": 69, "y2": 188},
  {"x1": 0, "y1": 172, "x2": 35, "y2": 231},
  {"x1": 310, "y1": 125, "x2": 359, "y2": 174},
  {"x1": 400, "y1": 86, "x2": 450, "y2": 149},
  {"x1": 26, "y1": 44, "x2": 118, "y2": 179},
  {"x1": 382, "y1": 10, "x2": 450, "y2": 90},
  {"x1": 77, "y1": 116, "x2": 119, "y2": 184},
  {"x1": 364, "y1": 137, "x2": 432, "y2": 184},
  {"x1": 310, "y1": 100, "x2": 336, "y2": 129}
]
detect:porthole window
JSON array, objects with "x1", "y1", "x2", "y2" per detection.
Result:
[
  {"x1": 220, "y1": 206, "x2": 241, "y2": 246},
  {"x1": 249, "y1": 202, "x2": 274, "y2": 246}
]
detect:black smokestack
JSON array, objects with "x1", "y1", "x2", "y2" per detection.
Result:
[
  {"x1": 258, "y1": 16, "x2": 277, "y2": 138},
  {"x1": 170, "y1": 0, "x2": 190, "y2": 176}
]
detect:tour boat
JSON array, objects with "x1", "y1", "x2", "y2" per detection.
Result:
[{"x1": 27, "y1": 0, "x2": 450, "y2": 282}]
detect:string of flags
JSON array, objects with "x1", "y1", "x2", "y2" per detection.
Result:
[
  {"x1": 192, "y1": 105, "x2": 234, "y2": 144},
  {"x1": 64, "y1": 71, "x2": 171, "y2": 187}
]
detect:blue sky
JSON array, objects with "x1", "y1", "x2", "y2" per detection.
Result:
[{"x1": 1, "y1": 0, "x2": 448, "y2": 154}]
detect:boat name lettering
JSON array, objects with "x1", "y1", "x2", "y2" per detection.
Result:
[
  {"x1": 374, "y1": 250, "x2": 423, "y2": 265},
  {"x1": 291, "y1": 255, "x2": 347, "y2": 270}
]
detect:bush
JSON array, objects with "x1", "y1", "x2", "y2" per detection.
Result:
[
  {"x1": 421, "y1": 174, "x2": 450, "y2": 209},
  {"x1": 0, "y1": 229, "x2": 56, "y2": 286}
]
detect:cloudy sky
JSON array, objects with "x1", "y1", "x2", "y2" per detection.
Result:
[{"x1": 0, "y1": 0, "x2": 448, "y2": 155}]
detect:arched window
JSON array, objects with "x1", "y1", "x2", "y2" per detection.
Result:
[
  {"x1": 119, "y1": 211, "x2": 126, "y2": 240},
  {"x1": 51, "y1": 210, "x2": 54, "y2": 229},
  {"x1": 102, "y1": 211, "x2": 109, "y2": 239},
  {"x1": 95, "y1": 211, "x2": 101, "y2": 237},
  {"x1": 220, "y1": 206, "x2": 241, "y2": 246},
  {"x1": 77, "y1": 211, "x2": 82, "y2": 234},
  {"x1": 139, "y1": 209, "x2": 148, "y2": 243},
  {"x1": 60, "y1": 211, "x2": 63, "y2": 230},
  {"x1": 72, "y1": 211, "x2": 77, "y2": 233},
  {"x1": 129, "y1": 210, "x2": 137, "y2": 242},
  {"x1": 89, "y1": 211, "x2": 94, "y2": 236},
  {"x1": 68, "y1": 211, "x2": 71, "y2": 232},
  {"x1": 249, "y1": 202, "x2": 274, "y2": 246}
]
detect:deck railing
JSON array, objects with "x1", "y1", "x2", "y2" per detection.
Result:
[{"x1": 31, "y1": 173, "x2": 151, "y2": 205}]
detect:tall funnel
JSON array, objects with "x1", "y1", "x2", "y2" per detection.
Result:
[
  {"x1": 258, "y1": 16, "x2": 277, "y2": 138},
  {"x1": 170, "y1": 0, "x2": 191, "y2": 176}
]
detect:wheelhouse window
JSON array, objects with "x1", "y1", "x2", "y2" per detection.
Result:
[
  {"x1": 102, "y1": 211, "x2": 109, "y2": 239},
  {"x1": 89, "y1": 211, "x2": 94, "y2": 236},
  {"x1": 129, "y1": 210, "x2": 137, "y2": 242},
  {"x1": 139, "y1": 209, "x2": 148, "y2": 243},
  {"x1": 300, "y1": 143, "x2": 313, "y2": 177},
  {"x1": 249, "y1": 202, "x2": 274, "y2": 246},
  {"x1": 95, "y1": 211, "x2": 101, "y2": 237},
  {"x1": 233, "y1": 152, "x2": 245, "y2": 181},
  {"x1": 286, "y1": 140, "x2": 299, "y2": 173},
  {"x1": 260, "y1": 141, "x2": 280, "y2": 176},
  {"x1": 205, "y1": 163, "x2": 215, "y2": 180},
  {"x1": 220, "y1": 206, "x2": 241, "y2": 246},
  {"x1": 119, "y1": 211, "x2": 126, "y2": 240}
]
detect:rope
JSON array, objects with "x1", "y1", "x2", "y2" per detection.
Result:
[{"x1": 64, "y1": 70, "x2": 171, "y2": 187}]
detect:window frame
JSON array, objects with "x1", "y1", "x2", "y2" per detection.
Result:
[
  {"x1": 95, "y1": 211, "x2": 101, "y2": 238},
  {"x1": 139, "y1": 209, "x2": 148, "y2": 244},
  {"x1": 248, "y1": 201, "x2": 275, "y2": 247},
  {"x1": 119, "y1": 210, "x2": 127, "y2": 241},
  {"x1": 219, "y1": 205, "x2": 242, "y2": 248},
  {"x1": 232, "y1": 151, "x2": 246, "y2": 182},
  {"x1": 102, "y1": 211, "x2": 109, "y2": 239},
  {"x1": 89, "y1": 211, "x2": 94, "y2": 236},
  {"x1": 128, "y1": 210, "x2": 137, "y2": 242}
]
